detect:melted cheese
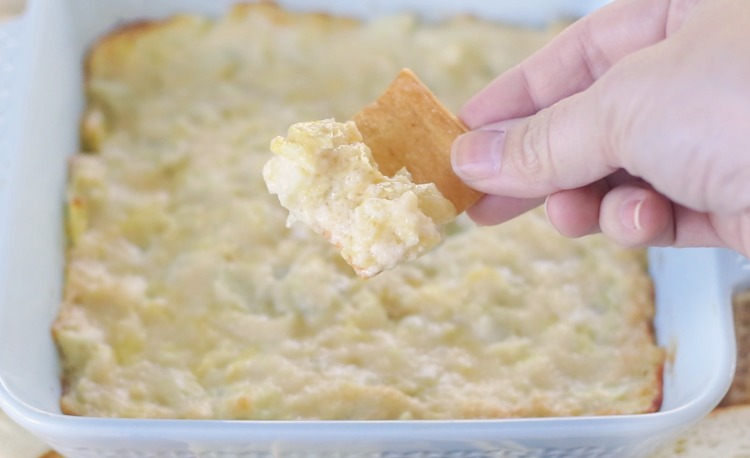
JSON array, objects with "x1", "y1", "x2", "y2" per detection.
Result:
[
  {"x1": 54, "y1": 4, "x2": 663, "y2": 420},
  {"x1": 263, "y1": 119, "x2": 456, "y2": 277}
]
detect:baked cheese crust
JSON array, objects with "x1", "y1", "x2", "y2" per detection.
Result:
[{"x1": 54, "y1": 4, "x2": 663, "y2": 420}]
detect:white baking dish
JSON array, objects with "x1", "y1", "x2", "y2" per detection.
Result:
[{"x1": 0, "y1": 0, "x2": 743, "y2": 457}]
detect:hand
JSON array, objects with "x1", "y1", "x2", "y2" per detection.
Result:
[{"x1": 451, "y1": 0, "x2": 750, "y2": 257}]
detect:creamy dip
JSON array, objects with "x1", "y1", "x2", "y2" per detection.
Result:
[
  {"x1": 263, "y1": 119, "x2": 456, "y2": 277},
  {"x1": 54, "y1": 4, "x2": 663, "y2": 420}
]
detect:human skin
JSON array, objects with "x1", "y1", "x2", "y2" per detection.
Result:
[{"x1": 451, "y1": 0, "x2": 750, "y2": 257}]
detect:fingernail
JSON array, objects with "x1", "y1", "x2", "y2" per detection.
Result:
[
  {"x1": 619, "y1": 198, "x2": 644, "y2": 231},
  {"x1": 451, "y1": 130, "x2": 505, "y2": 180}
]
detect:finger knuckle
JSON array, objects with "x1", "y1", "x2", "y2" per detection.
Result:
[{"x1": 516, "y1": 107, "x2": 558, "y2": 182}]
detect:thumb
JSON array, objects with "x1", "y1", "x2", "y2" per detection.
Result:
[{"x1": 451, "y1": 77, "x2": 622, "y2": 199}]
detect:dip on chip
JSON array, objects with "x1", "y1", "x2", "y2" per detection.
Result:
[{"x1": 263, "y1": 119, "x2": 456, "y2": 278}]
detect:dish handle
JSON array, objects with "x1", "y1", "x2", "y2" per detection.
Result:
[{"x1": 0, "y1": 14, "x2": 26, "y2": 195}]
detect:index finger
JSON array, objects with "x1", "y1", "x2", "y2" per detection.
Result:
[{"x1": 460, "y1": 0, "x2": 672, "y2": 128}]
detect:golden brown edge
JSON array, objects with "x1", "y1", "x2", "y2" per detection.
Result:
[
  {"x1": 78, "y1": 3, "x2": 359, "y2": 153},
  {"x1": 38, "y1": 452, "x2": 63, "y2": 458},
  {"x1": 645, "y1": 276, "x2": 665, "y2": 414},
  {"x1": 81, "y1": 2, "x2": 315, "y2": 79}
]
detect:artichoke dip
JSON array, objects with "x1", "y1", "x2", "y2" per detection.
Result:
[
  {"x1": 53, "y1": 4, "x2": 664, "y2": 420},
  {"x1": 263, "y1": 119, "x2": 456, "y2": 278}
]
